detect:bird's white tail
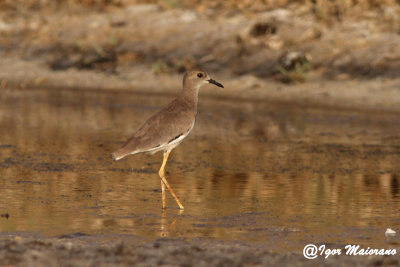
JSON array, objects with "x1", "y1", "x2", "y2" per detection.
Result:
[{"x1": 111, "y1": 149, "x2": 128, "y2": 161}]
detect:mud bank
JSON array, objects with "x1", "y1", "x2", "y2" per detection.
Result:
[{"x1": 0, "y1": 233, "x2": 399, "y2": 267}]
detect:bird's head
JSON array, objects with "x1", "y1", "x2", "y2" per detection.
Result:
[{"x1": 183, "y1": 70, "x2": 224, "y2": 90}]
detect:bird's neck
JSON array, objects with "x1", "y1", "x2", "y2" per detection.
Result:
[{"x1": 181, "y1": 85, "x2": 200, "y2": 107}]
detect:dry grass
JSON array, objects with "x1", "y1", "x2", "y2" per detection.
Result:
[
  {"x1": 0, "y1": 0, "x2": 398, "y2": 12},
  {"x1": 0, "y1": 0, "x2": 398, "y2": 24}
]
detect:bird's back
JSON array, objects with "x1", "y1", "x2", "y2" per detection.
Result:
[{"x1": 112, "y1": 96, "x2": 196, "y2": 160}]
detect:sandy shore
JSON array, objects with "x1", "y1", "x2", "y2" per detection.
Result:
[{"x1": 1, "y1": 57, "x2": 400, "y2": 113}]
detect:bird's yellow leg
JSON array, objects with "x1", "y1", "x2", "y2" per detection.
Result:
[
  {"x1": 161, "y1": 180, "x2": 166, "y2": 209},
  {"x1": 158, "y1": 150, "x2": 184, "y2": 210}
]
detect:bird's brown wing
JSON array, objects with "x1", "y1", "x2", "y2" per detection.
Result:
[{"x1": 112, "y1": 98, "x2": 195, "y2": 160}]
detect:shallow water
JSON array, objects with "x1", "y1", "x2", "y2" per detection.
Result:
[{"x1": 0, "y1": 87, "x2": 400, "y2": 252}]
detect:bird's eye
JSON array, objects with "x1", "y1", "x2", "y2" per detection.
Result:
[{"x1": 197, "y1": 73, "x2": 203, "y2": 78}]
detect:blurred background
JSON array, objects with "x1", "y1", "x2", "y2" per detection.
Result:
[{"x1": 0, "y1": 0, "x2": 399, "y2": 95}]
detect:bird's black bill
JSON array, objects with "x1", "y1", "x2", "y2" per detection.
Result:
[{"x1": 208, "y1": 79, "x2": 224, "y2": 88}]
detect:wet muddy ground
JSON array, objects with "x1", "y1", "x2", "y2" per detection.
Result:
[{"x1": 0, "y1": 87, "x2": 400, "y2": 265}]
